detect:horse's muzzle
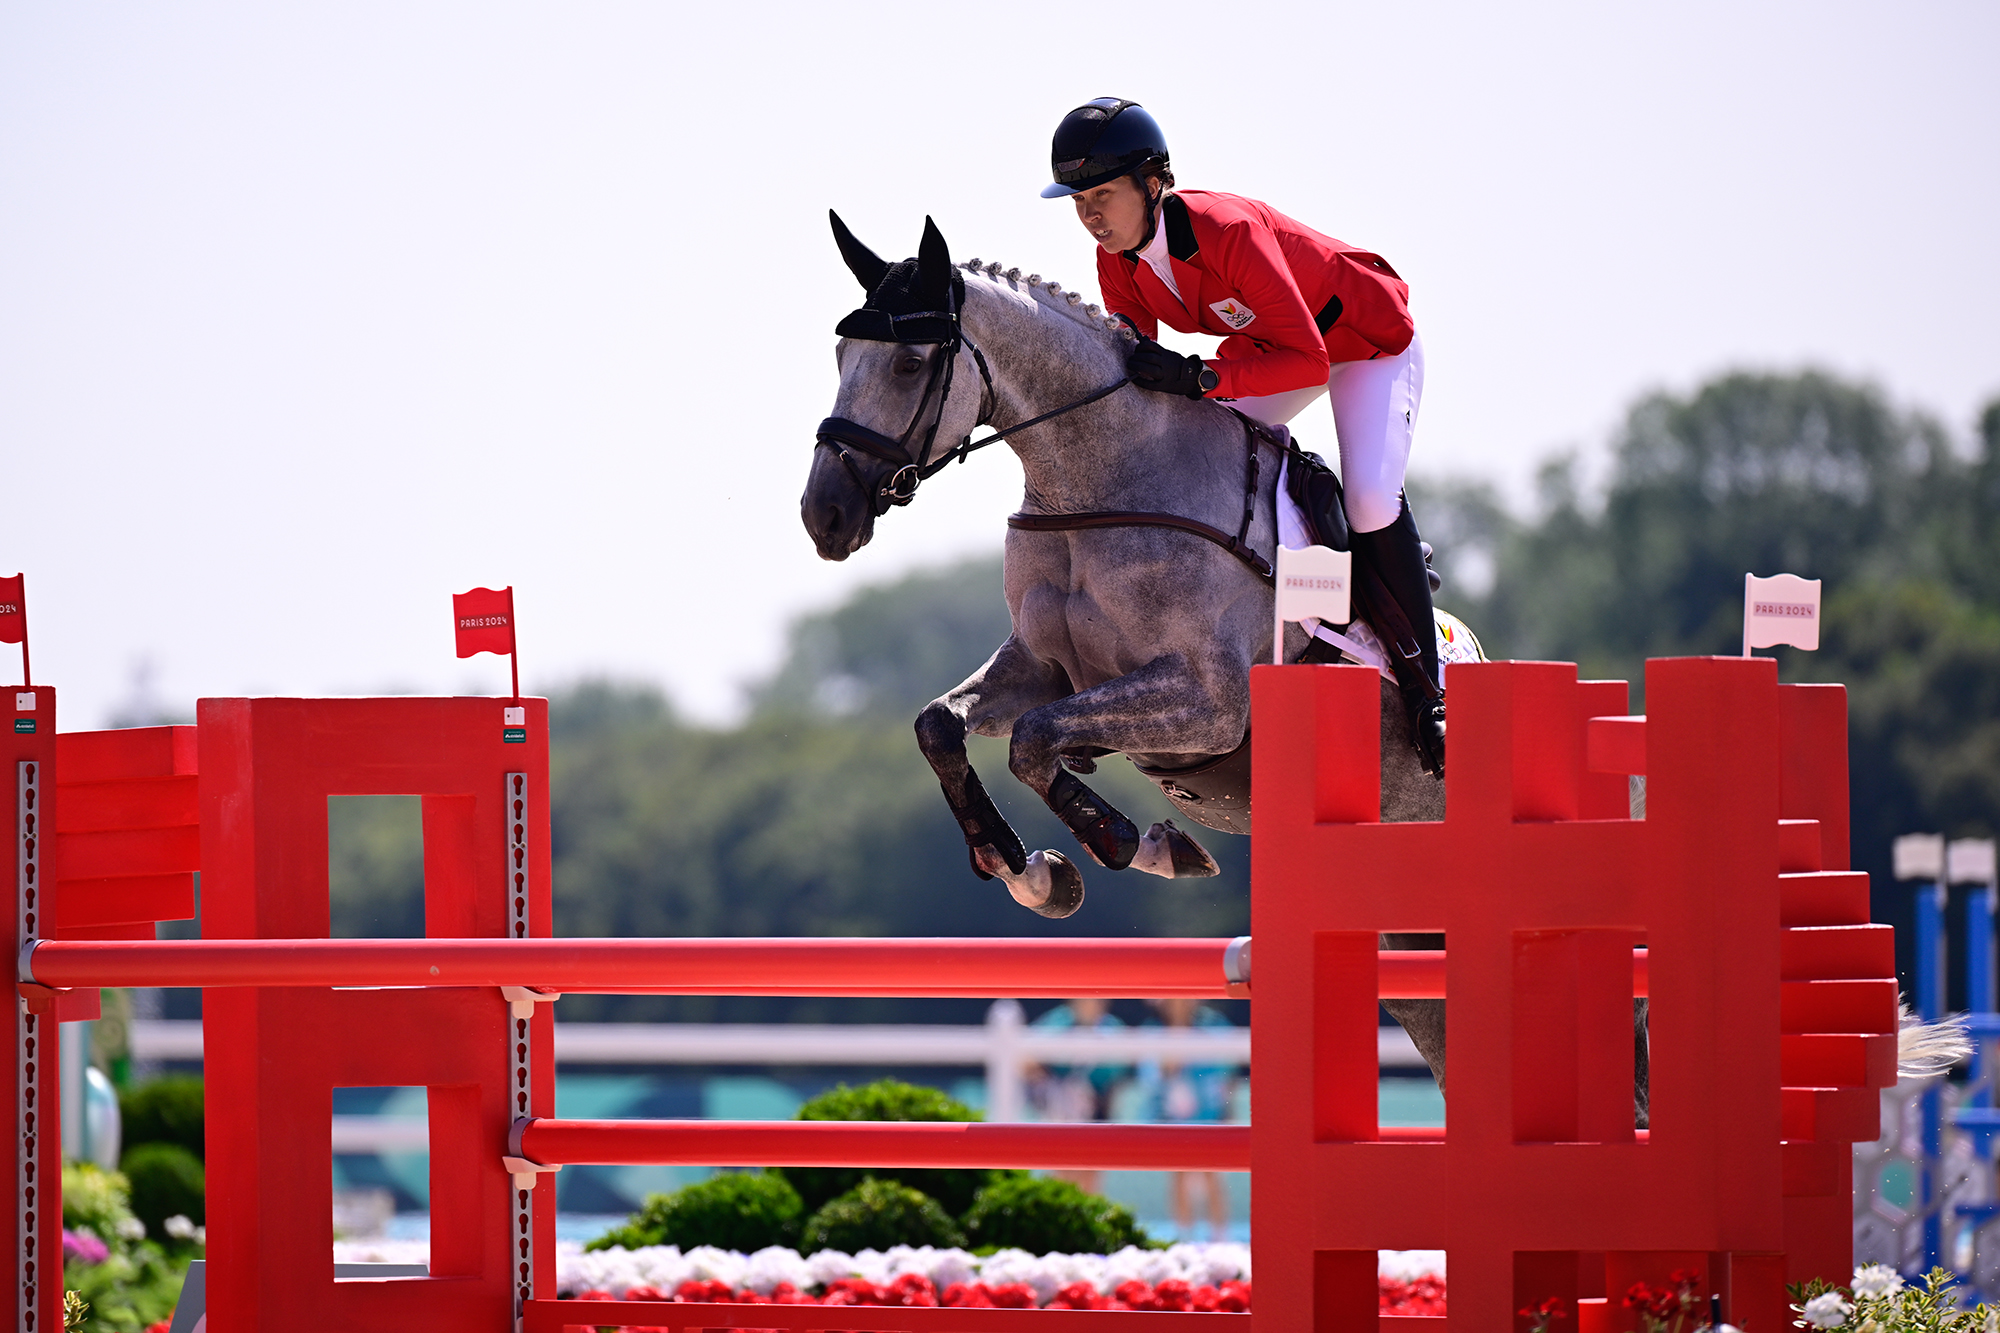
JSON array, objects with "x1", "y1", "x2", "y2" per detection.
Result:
[{"x1": 800, "y1": 446, "x2": 875, "y2": 561}]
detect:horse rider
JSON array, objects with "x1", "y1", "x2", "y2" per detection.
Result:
[{"x1": 1040, "y1": 96, "x2": 1446, "y2": 776}]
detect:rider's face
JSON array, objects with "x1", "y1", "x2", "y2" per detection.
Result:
[{"x1": 1072, "y1": 175, "x2": 1155, "y2": 253}]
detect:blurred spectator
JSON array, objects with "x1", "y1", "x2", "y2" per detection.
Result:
[
  {"x1": 1026, "y1": 998, "x2": 1130, "y2": 1195},
  {"x1": 1141, "y1": 997, "x2": 1239, "y2": 1239}
]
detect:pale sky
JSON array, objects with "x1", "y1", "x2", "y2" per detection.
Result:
[{"x1": 3, "y1": 1, "x2": 1995, "y2": 727}]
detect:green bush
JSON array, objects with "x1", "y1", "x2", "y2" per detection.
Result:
[
  {"x1": 118, "y1": 1075, "x2": 204, "y2": 1161},
  {"x1": 60, "y1": 1161, "x2": 192, "y2": 1332},
  {"x1": 800, "y1": 1179, "x2": 965, "y2": 1253},
  {"x1": 63, "y1": 1159, "x2": 134, "y2": 1235},
  {"x1": 961, "y1": 1174, "x2": 1153, "y2": 1255},
  {"x1": 120, "y1": 1142, "x2": 205, "y2": 1241},
  {"x1": 775, "y1": 1080, "x2": 1021, "y2": 1216},
  {"x1": 586, "y1": 1171, "x2": 802, "y2": 1252}
]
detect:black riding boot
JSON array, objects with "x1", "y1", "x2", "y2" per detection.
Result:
[{"x1": 1352, "y1": 496, "x2": 1447, "y2": 778}]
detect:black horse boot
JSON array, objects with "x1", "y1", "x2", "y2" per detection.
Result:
[{"x1": 1351, "y1": 496, "x2": 1447, "y2": 778}]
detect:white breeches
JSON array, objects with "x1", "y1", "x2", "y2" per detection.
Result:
[{"x1": 1233, "y1": 332, "x2": 1425, "y2": 534}]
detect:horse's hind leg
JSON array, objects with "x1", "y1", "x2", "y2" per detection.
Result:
[
  {"x1": 916, "y1": 638, "x2": 1084, "y2": 916},
  {"x1": 1009, "y1": 656, "x2": 1246, "y2": 874},
  {"x1": 1381, "y1": 931, "x2": 1448, "y2": 1093}
]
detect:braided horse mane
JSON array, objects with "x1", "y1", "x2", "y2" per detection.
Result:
[{"x1": 956, "y1": 258, "x2": 1140, "y2": 347}]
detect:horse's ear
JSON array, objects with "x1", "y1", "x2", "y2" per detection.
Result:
[
  {"x1": 830, "y1": 210, "x2": 891, "y2": 292},
  {"x1": 917, "y1": 215, "x2": 952, "y2": 302}
]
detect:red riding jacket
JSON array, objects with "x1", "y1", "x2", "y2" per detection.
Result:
[{"x1": 1095, "y1": 189, "x2": 1414, "y2": 401}]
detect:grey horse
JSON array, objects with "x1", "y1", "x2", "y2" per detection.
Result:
[{"x1": 798, "y1": 214, "x2": 1486, "y2": 1097}]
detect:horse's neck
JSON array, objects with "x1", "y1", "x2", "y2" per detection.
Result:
[{"x1": 963, "y1": 281, "x2": 1219, "y2": 515}]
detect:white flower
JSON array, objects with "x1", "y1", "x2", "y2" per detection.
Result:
[
  {"x1": 1982, "y1": 1310, "x2": 1998, "y2": 1333},
  {"x1": 1801, "y1": 1291, "x2": 1852, "y2": 1328},
  {"x1": 114, "y1": 1216, "x2": 146, "y2": 1241},
  {"x1": 164, "y1": 1215, "x2": 195, "y2": 1240},
  {"x1": 925, "y1": 1247, "x2": 978, "y2": 1291},
  {"x1": 741, "y1": 1246, "x2": 811, "y2": 1295},
  {"x1": 977, "y1": 1248, "x2": 1063, "y2": 1303},
  {"x1": 1850, "y1": 1265, "x2": 1904, "y2": 1299},
  {"x1": 847, "y1": 1248, "x2": 893, "y2": 1284},
  {"x1": 806, "y1": 1248, "x2": 859, "y2": 1286},
  {"x1": 191, "y1": 1226, "x2": 206, "y2": 1247},
  {"x1": 683, "y1": 1245, "x2": 746, "y2": 1289}
]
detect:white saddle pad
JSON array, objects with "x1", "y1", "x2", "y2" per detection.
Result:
[{"x1": 1273, "y1": 452, "x2": 1485, "y2": 683}]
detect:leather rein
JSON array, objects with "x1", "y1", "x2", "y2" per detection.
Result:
[{"x1": 816, "y1": 285, "x2": 1285, "y2": 585}]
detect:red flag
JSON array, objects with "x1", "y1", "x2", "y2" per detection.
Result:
[{"x1": 453, "y1": 586, "x2": 515, "y2": 658}]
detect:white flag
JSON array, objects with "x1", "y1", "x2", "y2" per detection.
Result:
[
  {"x1": 1743, "y1": 572, "x2": 1822, "y2": 655},
  {"x1": 1273, "y1": 544, "x2": 1352, "y2": 663}
]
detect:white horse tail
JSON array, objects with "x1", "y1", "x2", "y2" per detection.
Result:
[{"x1": 1898, "y1": 1001, "x2": 1973, "y2": 1080}]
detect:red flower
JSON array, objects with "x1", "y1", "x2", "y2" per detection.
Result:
[
  {"x1": 769, "y1": 1282, "x2": 816, "y2": 1305},
  {"x1": 942, "y1": 1281, "x2": 992, "y2": 1308},
  {"x1": 1115, "y1": 1279, "x2": 1161, "y2": 1311},
  {"x1": 984, "y1": 1282, "x2": 1037, "y2": 1309},
  {"x1": 823, "y1": 1277, "x2": 890, "y2": 1306},
  {"x1": 886, "y1": 1273, "x2": 940, "y2": 1307},
  {"x1": 1380, "y1": 1274, "x2": 1448, "y2": 1317},
  {"x1": 622, "y1": 1285, "x2": 668, "y2": 1302},
  {"x1": 1047, "y1": 1281, "x2": 1111, "y2": 1310},
  {"x1": 675, "y1": 1279, "x2": 736, "y2": 1303},
  {"x1": 1217, "y1": 1281, "x2": 1253, "y2": 1313}
]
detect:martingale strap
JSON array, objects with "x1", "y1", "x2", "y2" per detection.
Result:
[{"x1": 1007, "y1": 412, "x2": 1283, "y2": 584}]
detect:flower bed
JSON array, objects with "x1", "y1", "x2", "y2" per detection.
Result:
[
  {"x1": 554, "y1": 1242, "x2": 1450, "y2": 1318},
  {"x1": 557, "y1": 1240, "x2": 1253, "y2": 1309}
]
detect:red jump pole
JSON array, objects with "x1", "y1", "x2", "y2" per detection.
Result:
[
  {"x1": 513, "y1": 1118, "x2": 1252, "y2": 1173},
  {"x1": 21, "y1": 937, "x2": 1653, "y2": 998},
  {"x1": 23, "y1": 936, "x2": 1240, "y2": 996}
]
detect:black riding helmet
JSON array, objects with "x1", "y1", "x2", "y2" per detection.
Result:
[{"x1": 1040, "y1": 97, "x2": 1170, "y2": 198}]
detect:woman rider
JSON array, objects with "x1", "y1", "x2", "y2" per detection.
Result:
[{"x1": 1040, "y1": 96, "x2": 1446, "y2": 775}]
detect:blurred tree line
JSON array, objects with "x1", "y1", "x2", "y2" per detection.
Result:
[
  {"x1": 324, "y1": 369, "x2": 1996, "y2": 1010},
  {"x1": 1413, "y1": 371, "x2": 2000, "y2": 990}
]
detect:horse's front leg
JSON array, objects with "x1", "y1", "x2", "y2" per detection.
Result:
[
  {"x1": 1009, "y1": 655, "x2": 1242, "y2": 878},
  {"x1": 915, "y1": 638, "x2": 1088, "y2": 917}
]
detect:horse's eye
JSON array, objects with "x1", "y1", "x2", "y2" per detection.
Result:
[{"x1": 897, "y1": 354, "x2": 924, "y2": 375}]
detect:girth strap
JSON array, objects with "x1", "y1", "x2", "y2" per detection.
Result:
[
  {"x1": 1007, "y1": 509, "x2": 1275, "y2": 582},
  {"x1": 1005, "y1": 410, "x2": 1279, "y2": 584}
]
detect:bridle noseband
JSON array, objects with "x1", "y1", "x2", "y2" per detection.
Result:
[{"x1": 816, "y1": 286, "x2": 1129, "y2": 518}]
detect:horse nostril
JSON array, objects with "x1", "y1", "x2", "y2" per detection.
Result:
[{"x1": 826, "y1": 504, "x2": 843, "y2": 534}]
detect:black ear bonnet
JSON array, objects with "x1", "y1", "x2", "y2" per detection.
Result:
[{"x1": 830, "y1": 211, "x2": 963, "y2": 345}]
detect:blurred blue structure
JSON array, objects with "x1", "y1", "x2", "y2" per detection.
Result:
[{"x1": 1893, "y1": 834, "x2": 2000, "y2": 1283}]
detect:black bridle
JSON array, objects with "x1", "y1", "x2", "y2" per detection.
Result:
[{"x1": 815, "y1": 289, "x2": 1130, "y2": 517}]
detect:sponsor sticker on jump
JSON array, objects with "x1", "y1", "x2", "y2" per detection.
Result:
[
  {"x1": 1743, "y1": 572, "x2": 1822, "y2": 654},
  {"x1": 14, "y1": 719, "x2": 34, "y2": 734},
  {"x1": 503, "y1": 727, "x2": 527, "y2": 744},
  {"x1": 1209, "y1": 298, "x2": 1256, "y2": 330},
  {"x1": 1272, "y1": 544, "x2": 1353, "y2": 661}
]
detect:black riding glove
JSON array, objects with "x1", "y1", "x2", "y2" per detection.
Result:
[{"x1": 1126, "y1": 343, "x2": 1217, "y2": 400}]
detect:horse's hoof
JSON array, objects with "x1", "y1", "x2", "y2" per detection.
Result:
[
  {"x1": 1030, "y1": 851, "x2": 1085, "y2": 918},
  {"x1": 1132, "y1": 820, "x2": 1222, "y2": 879},
  {"x1": 1006, "y1": 850, "x2": 1084, "y2": 918}
]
